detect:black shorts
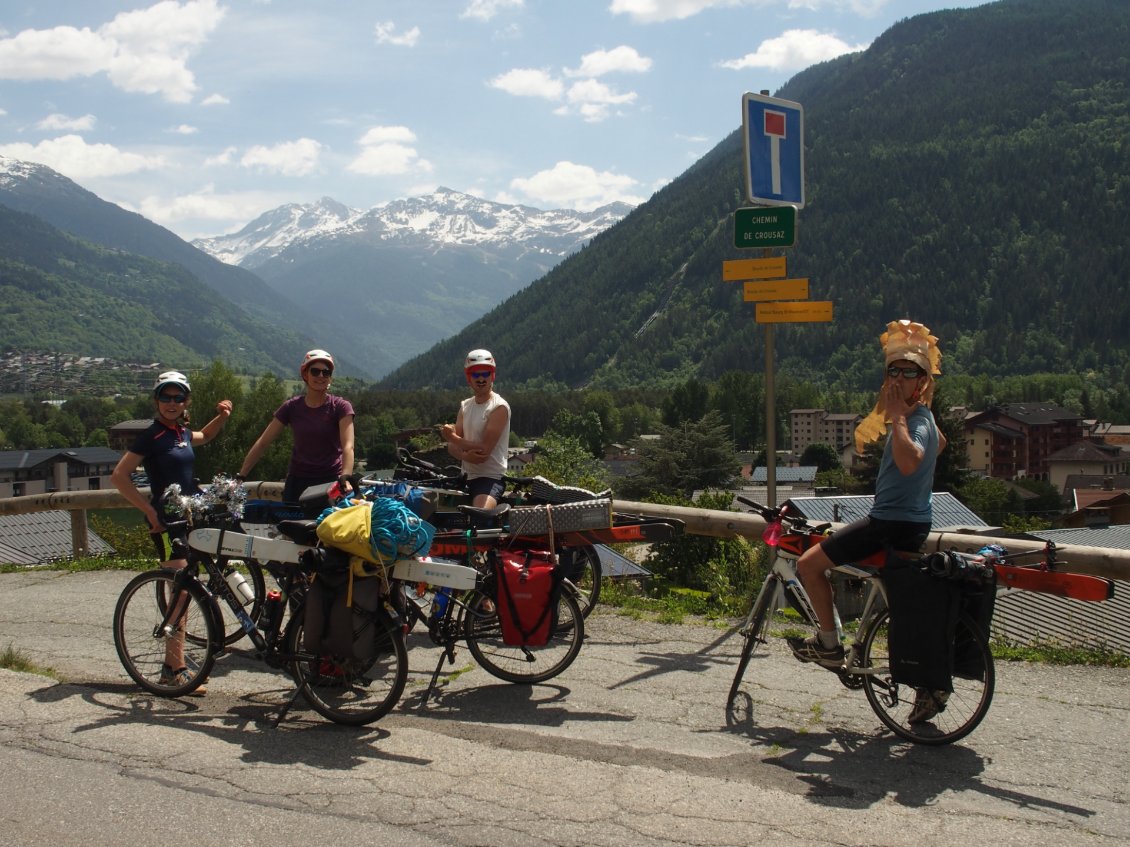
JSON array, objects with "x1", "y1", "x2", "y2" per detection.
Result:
[
  {"x1": 819, "y1": 516, "x2": 931, "y2": 566},
  {"x1": 467, "y1": 476, "x2": 505, "y2": 501},
  {"x1": 150, "y1": 519, "x2": 190, "y2": 563}
]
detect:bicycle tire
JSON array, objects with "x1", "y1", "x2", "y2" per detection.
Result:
[
  {"x1": 727, "y1": 574, "x2": 779, "y2": 703},
  {"x1": 463, "y1": 586, "x2": 585, "y2": 684},
  {"x1": 861, "y1": 609, "x2": 995, "y2": 745},
  {"x1": 285, "y1": 607, "x2": 408, "y2": 726},
  {"x1": 564, "y1": 544, "x2": 601, "y2": 618},
  {"x1": 113, "y1": 569, "x2": 219, "y2": 697},
  {"x1": 156, "y1": 556, "x2": 265, "y2": 648}
]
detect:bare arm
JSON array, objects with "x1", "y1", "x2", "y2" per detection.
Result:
[
  {"x1": 111, "y1": 451, "x2": 162, "y2": 531},
  {"x1": 339, "y1": 414, "x2": 355, "y2": 476},
  {"x1": 882, "y1": 379, "x2": 925, "y2": 476},
  {"x1": 190, "y1": 399, "x2": 232, "y2": 447}
]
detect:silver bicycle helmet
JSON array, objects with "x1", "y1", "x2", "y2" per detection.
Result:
[
  {"x1": 153, "y1": 370, "x2": 191, "y2": 396},
  {"x1": 464, "y1": 349, "x2": 496, "y2": 370}
]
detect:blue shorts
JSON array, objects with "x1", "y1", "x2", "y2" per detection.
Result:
[{"x1": 819, "y1": 516, "x2": 930, "y2": 566}]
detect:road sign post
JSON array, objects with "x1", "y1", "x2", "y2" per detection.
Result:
[
  {"x1": 742, "y1": 93, "x2": 804, "y2": 208},
  {"x1": 734, "y1": 205, "x2": 796, "y2": 248}
]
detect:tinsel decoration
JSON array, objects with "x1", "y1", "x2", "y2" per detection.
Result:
[{"x1": 161, "y1": 474, "x2": 247, "y2": 521}]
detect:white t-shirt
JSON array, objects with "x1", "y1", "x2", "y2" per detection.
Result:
[{"x1": 459, "y1": 392, "x2": 510, "y2": 480}]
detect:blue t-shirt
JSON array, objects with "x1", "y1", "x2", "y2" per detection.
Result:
[
  {"x1": 870, "y1": 405, "x2": 939, "y2": 523},
  {"x1": 129, "y1": 419, "x2": 198, "y2": 508}
]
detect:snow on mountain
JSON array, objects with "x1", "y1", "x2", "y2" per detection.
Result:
[{"x1": 192, "y1": 187, "x2": 633, "y2": 268}]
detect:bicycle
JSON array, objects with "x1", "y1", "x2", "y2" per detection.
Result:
[
  {"x1": 728, "y1": 495, "x2": 997, "y2": 746},
  {"x1": 729, "y1": 496, "x2": 1116, "y2": 745},
  {"x1": 389, "y1": 504, "x2": 589, "y2": 704},
  {"x1": 111, "y1": 481, "x2": 409, "y2": 726}
]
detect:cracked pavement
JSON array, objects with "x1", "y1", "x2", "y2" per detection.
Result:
[{"x1": 1, "y1": 569, "x2": 1127, "y2": 846}]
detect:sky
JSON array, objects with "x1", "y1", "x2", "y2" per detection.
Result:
[{"x1": 0, "y1": 0, "x2": 992, "y2": 242}]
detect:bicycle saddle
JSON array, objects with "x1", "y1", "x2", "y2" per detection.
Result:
[
  {"x1": 276, "y1": 519, "x2": 320, "y2": 545},
  {"x1": 458, "y1": 503, "x2": 512, "y2": 521}
]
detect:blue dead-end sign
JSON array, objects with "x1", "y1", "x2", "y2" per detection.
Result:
[{"x1": 742, "y1": 93, "x2": 804, "y2": 208}]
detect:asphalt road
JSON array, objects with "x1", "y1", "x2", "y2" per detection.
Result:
[{"x1": 1, "y1": 569, "x2": 1127, "y2": 847}]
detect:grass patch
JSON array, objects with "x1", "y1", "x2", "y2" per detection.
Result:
[
  {"x1": 991, "y1": 638, "x2": 1130, "y2": 667},
  {"x1": 0, "y1": 643, "x2": 56, "y2": 678},
  {"x1": 0, "y1": 555, "x2": 149, "y2": 575}
]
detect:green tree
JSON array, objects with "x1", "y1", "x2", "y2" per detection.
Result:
[
  {"x1": 230, "y1": 373, "x2": 291, "y2": 482},
  {"x1": 661, "y1": 378, "x2": 709, "y2": 427},
  {"x1": 619, "y1": 409, "x2": 737, "y2": 498},
  {"x1": 520, "y1": 432, "x2": 608, "y2": 493},
  {"x1": 188, "y1": 361, "x2": 246, "y2": 481},
  {"x1": 547, "y1": 408, "x2": 604, "y2": 458},
  {"x1": 800, "y1": 442, "x2": 841, "y2": 472}
]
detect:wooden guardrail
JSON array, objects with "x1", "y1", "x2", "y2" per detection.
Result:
[{"x1": 3, "y1": 487, "x2": 1129, "y2": 581}]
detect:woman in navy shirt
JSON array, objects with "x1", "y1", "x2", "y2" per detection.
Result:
[{"x1": 111, "y1": 370, "x2": 232, "y2": 693}]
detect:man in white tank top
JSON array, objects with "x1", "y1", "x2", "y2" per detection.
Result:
[{"x1": 440, "y1": 348, "x2": 511, "y2": 507}]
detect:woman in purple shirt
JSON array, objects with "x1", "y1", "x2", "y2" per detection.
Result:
[{"x1": 238, "y1": 349, "x2": 355, "y2": 502}]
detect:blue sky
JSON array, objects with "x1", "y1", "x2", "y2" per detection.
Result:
[{"x1": 0, "y1": 0, "x2": 991, "y2": 241}]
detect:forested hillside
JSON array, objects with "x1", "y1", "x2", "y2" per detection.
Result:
[
  {"x1": 0, "y1": 206, "x2": 312, "y2": 375},
  {"x1": 381, "y1": 0, "x2": 1130, "y2": 395}
]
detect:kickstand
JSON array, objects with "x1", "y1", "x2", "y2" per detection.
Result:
[
  {"x1": 271, "y1": 681, "x2": 306, "y2": 728},
  {"x1": 419, "y1": 640, "x2": 458, "y2": 708}
]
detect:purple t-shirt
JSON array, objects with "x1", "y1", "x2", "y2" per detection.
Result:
[{"x1": 274, "y1": 394, "x2": 354, "y2": 478}]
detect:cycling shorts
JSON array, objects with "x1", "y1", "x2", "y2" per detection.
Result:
[{"x1": 819, "y1": 515, "x2": 930, "y2": 566}]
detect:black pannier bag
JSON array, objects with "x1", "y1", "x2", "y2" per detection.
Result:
[
  {"x1": 302, "y1": 547, "x2": 383, "y2": 660},
  {"x1": 880, "y1": 554, "x2": 961, "y2": 693}
]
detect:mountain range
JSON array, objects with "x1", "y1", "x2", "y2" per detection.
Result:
[
  {"x1": 2, "y1": 0, "x2": 1127, "y2": 397},
  {"x1": 190, "y1": 190, "x2": 631, "y2": 376},
  {"x1": 380, "y1": 0, "x2": 1130, "y2": 393}
]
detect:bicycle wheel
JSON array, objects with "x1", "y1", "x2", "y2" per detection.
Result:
[
  {"x1": 563, "y1": 545, "x2": 601, "y2": 618},
  {"x1": 113, "y1": 569, "x2": 218, "y2": 697},
  {"x1": 727, "y1": 574, "x2": 779, "y2": 703},
  {"x1": 157, "y1": 557, "x2": 265, "y2": 647},
  {"x1": 285, "y1": 608, "x2": 408, "y2": 726},
  {"x1": 464, "y1": 586, "x2": 585, "y2": 683},
  {"x1": 861, "y1": 610, "x2": 994, "y2": 745}
]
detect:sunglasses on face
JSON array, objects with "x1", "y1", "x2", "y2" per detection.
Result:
[
  {"x1": 469, "y1": 370, "x2": 493, "y2": 380},
  {"x1": 887, "y1": 366, "x2": 923, "y2": 379},
  {"x1": 308, "y1": 367, "x2": 333, "y2": 378},
  {"x1": 158, "y1": 393, "x2": 187, "y2": 404}
]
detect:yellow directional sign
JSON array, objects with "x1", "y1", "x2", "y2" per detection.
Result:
[
  {"x1": 722, "y1": 256, "x2": 786, "y2": 281},
  {"x1": 743, "y1": 278, "x2": 808, "y2": 302},
  {"x1": 755, "y1": 301, "x2": 833, "y2": 323}
]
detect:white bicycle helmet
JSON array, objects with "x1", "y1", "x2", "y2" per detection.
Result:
[
  {"x1": 464, "y1": 349, "x2": 496, "y2": 371},
  {"x1": 300, "y1": 349, "x2": 335, "y2": 375},
  {"x1": 153, "y1": 370, "x2": 191, "y2": 396}
]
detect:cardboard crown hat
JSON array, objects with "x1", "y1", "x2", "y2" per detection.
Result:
[{"x1": 854, "y1": 319, "x2": 942, "y2": 454}]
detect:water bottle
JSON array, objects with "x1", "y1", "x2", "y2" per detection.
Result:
[
  {"x1": 260, "y1": 589, "x2": 283, "y2": 634},
  {"x1": 430, "y1": 587, "x2": 452, "y2": 622},
  {"x1": 225, "y1": 567, "x2": 255, "y2": 606}
]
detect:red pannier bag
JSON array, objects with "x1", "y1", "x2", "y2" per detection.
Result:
[{"x1": 495, "y1": 549, "x2": 560, "y2": 646}]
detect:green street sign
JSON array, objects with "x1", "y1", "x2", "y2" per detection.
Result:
[{"x1": 734, "y1": 206, "x2": 796, "y2": 249}]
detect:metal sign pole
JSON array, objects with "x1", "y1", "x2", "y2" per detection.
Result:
[{"x1": 765, "y1": 321, "x2": 776, "y2": 508}]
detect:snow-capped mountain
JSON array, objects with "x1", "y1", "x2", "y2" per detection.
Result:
[
  {"x1": 188, "y1": 188, "x2": 633, "y2": 375},
  {"x1": 192, "y1": 188, "x2": 633, "y2": 269}
]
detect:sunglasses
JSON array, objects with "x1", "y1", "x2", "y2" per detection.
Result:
[
  {"x1": 158, "y1": 393, "x2": 187, "y2": 403},
  {"x1": 308, "y1": 367, "x2": 333, "y2": 377},
  {"x1": 887, "y1": 366, "x2": 923, "y2": 379},
  {"x1": 468, "y1": 370, "x2": 493, "y2": 380}
]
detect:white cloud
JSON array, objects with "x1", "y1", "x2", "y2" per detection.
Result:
[
  {"x1": 201, "y1": 93, "x2": 229, "y2": 106},
  {"x1": 204, "y1": 146, "x2": 237, "y2": 166},
  {"x1": 609, "y1": 0, "x2": 748, "y2": 24},
  {"x1": 488, "y1": 68, "x2": 564, "y2": 100},
  {"x1": 461, "y1": 0, "x2": 524, "y2": 22},
  {"x1": 562, "y1": 79, "x2": 637, "y2": 122},
  {"x1": 0, "y1": 134, "x2": 164, "y2": 178},
  {"x1": 718, "y1": 28, "x2": 866, "y2": 71},
  {"x1": 566, "y1": 46, "x2": 652, "y2": 78},
  {"x1": 36, "y1": 112, "x2": 96, "y2": 131},
  {"x1": 137, "y1": 184, "x2": 284, "y2": 236},
  {"x1": 374, "y1": 21, "x2": 421, "y2": 47},
  {"x1": 348, "y1": 125, "x2": 433, "y2": 177},
  {"x1": 240, "y1": 138, "x2": 322, "y2": 177},
  {"x1": 509, "y1": 161, "x2": 645, "y2": 210},
  {"x1": 170, "y1": 124, "x2": 198, "y2": 135},
  {"x1": 0, "y1": 0, "x2": 225, "y2": 103}
]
